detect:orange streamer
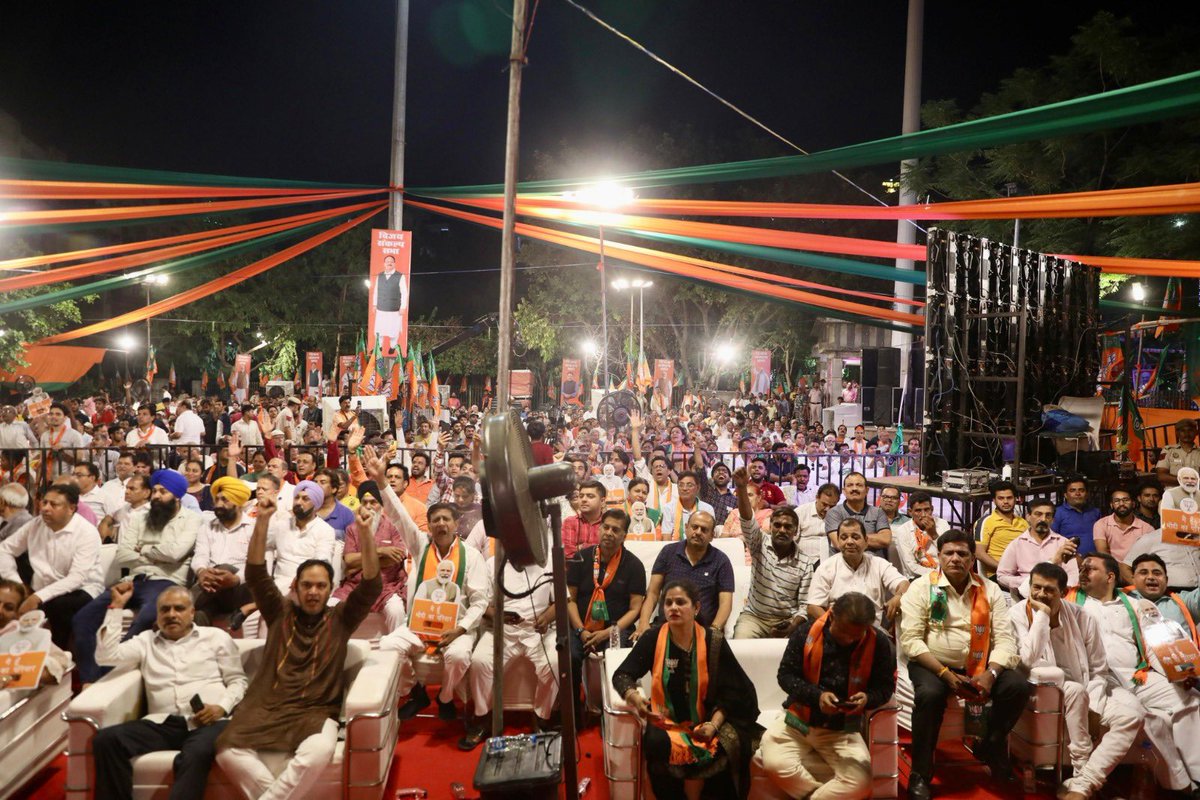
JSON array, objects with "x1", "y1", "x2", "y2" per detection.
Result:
[
  {"x1": 0, "y1": 200, "x2": 385, "y2": 292},
  {"x1": 405, "y1": 199, "x2": 923, "y2": 327},
  {"x1": 0, "y1": 179, "x2": 384, "y2": 201},
  {"x1": 438, "y1": 180, "x2": 1200, "y2": 221},
  {"x1": 2, "y1": 189, "x2": 385, "y2": 227},
  {"x1": 36, "y1": 203, "x2": 387, "y2": 346}
]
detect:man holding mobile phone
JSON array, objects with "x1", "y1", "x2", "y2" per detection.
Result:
[
  {"x1": 759, "y1": 592, "x2": 895, "y2": 799},
  {"x1": 93, "y1": 585, "x2": 247, "y2": 800}
]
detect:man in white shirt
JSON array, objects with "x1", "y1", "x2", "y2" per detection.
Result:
[
  {"x1": 0, "y1": 483, "x2": 103, "y2": 648},
  {"x1": 126, "y1": 405, "x2": 169, "y2": 448},
  {"x1": 74, "y1": 469, "x2": 201, "y2": 685},
  {"x1": 99, "y1": 473, "x2": 152, "y2": 543},
  {"x1": 0, "y1": 404, "x2": 37, "y2": 449},
  {"x1": 229, "y1": 404, "x2": 264, "y2": 448},
  {"x1": 657, "y1": 471, "x2": 715, "y2": 541},
  {"x1": 367, "y1": 448, "x2": 490, "y2": 725},
  {"x1": 74, "y1": 461, "x2": 117, "y2": 522},
  {"x1": 170, "y1": 399, "x2": 206, "y2": 445},
  {"x1": 191, "y1": 477, "x2": 256, "y2": 627},
  {"x1": 807, "y1": 518, "x2": 909, "y2": 624},
  {"x1": 1008, "y1": 563, "x2": 1140, "y2": 800},
  {"x1": 39, "y1": 401, "x2": 86, "y2": 469},
  {"x1": 794, "y1": 482, "x2": 839, "y2": 562},
  {"x1": 893, "y1": 492, "x2": 951, "y2": 580},
  {"x1": 94, "y1": 584, "x2": 247, "y2": 800},
  {"x1": 266, "y1": 480, "x2": 336, "y2": 593},
  {"x1": 1078, "y1": 552, "x2": 1200, "y2": 792},
  {"x1": 101, "y1": 452, "x2": 136, "y2": 510}
]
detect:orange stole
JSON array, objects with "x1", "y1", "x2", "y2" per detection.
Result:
[{"x1": 650, "y1": 622, "x2": 717, "y2": 765}]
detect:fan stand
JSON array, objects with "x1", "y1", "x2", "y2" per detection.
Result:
[{"x1": 487, "y1": 502, "x2": 579, "y2": 797}]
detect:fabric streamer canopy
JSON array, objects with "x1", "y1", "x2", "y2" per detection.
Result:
[
  {"x1": 0, "y1": 346, "x2": 108, "y2": 392},
  {"x1": 0, "y1": 156, "x2": 376, "y2": 189},
  {"x1": 0, "y1": 179, "x2": 387, "y2": 200}
]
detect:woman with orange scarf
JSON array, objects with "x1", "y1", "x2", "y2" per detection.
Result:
[{"x1": 612, "y1": 580, "x2": 761, "y2": 799}]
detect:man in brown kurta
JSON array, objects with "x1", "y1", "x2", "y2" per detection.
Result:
[{"x1": 215, "y1": 492, "x2": 381, "y2": 799}]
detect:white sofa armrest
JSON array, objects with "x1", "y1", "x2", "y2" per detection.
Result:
[
  {"x1": 344, "y1": 649, "x2": 401, "y2": 722},
  {"x1": 66, "y1": 667, "x2": 145, "y2": 732}
]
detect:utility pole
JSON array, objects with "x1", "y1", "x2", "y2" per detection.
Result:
[
  {"x1": 389, "y1": 0, "x2": 410, "y2": 230},
  {"x1": 891, "y1": 0, "x2": 923, "y2": 397}
]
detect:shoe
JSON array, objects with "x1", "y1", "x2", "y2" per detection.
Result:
[
  {"x1": 398, "y1": 685, "x2": 430, "y2": 720},
  {"x1": 982, "y1": 747, "x2": 1016, "y2": 783},
  {"x1": 228, "y1": 609, "x2": 247, "y2": 631},
  {"x1": 438, "y1": 699, "x2": 458, "y2": 721},
  {"x1": 458, "y1": 724, "x2": 487, "y2": 751},
  {"x1": 907, "y1": 773, "x2": 932, "y2": 800}
]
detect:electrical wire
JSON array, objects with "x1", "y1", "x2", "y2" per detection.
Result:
[{"x1": 561, "y1": 0, "x2": 926, "y2": 233}]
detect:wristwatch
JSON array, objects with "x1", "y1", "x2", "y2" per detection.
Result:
[{"x1": 987, "y1": 667, "x2": 1001, "y2": 681}]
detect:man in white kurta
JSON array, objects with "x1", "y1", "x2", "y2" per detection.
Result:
[
  {"x1": 1077, "y1": 552, "x2": 1200, "y2": 791},
  {"x1": 1008, "y1": 562, "x2": 1140, "y2": 799}
]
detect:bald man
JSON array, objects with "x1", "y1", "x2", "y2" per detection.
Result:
[
  {"x1": 632, "y1": 511, "x2": 734, "y2": 639},
  {"x1": 94, "y1": 584, "x2": 247, "y2": 800}
]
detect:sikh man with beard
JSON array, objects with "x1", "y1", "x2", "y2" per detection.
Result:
[
  {"x1": 330, "y1": 481, "x2": 409, "y2": 633},
  {"x1": 215, "y1": 485, "x2": 381, "y2": 800},
  {"x1": 74, "y1": 469, "x2": 200, "y2": 685},
  {"x1": 190, "y1": 477, "x2": 255, "y2": 626},
  {"x1": 266, "y1": 480, "x2": 336, "y2": 593}
]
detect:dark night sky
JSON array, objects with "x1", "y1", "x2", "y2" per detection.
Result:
[{"x1": 2, "y1": 0, "x2": 1194, "y2": 329}]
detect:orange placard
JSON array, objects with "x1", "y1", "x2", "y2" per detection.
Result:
[
  {"x1": 0, "y1": 651, "x2": 47, "y2": 689},
  {"x1": 1150, "y1": 638, "x2": 1200, "y2": 682},
  {"x1": 25, "y1": 395, "x2": 51, "y2": 420},
  {"x1": 409, "y1": 598, "x2": 460, "y2": 642},
  {"x1": 1161, "y1": 508, "x2": 1200, "y2": 547}
]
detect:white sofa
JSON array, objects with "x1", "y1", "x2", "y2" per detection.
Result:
[
  {"x1": 63, "y1": 639, "x2": 400, "y2": 800},
  {"x1": 601, "y1": 638, "x2": 899, "y2": 800},
  {"x1": 623, "y1": 538, "x2": 748, "y2": 638},
  {"x1": 0, "y1": 677, "x2": 74, "y2": 799}
]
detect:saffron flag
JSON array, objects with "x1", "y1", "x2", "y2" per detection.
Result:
[
  {"x1": 1155, "y1": 277, "x2": 1182, "y2": 339},
  {"x1": 145, "y1": 345, "x2": 157, "y2": 383},
  {"x1": 636, "y1": 353, "x2": 653, "y2": 391},
  {"x1": 201, "y1": 370, "x2": 209, "y2": 392},
  {"x1": 168, "y1": 363, "x2": 176, "y2": 389}
]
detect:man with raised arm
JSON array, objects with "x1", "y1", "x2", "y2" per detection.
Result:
[{"x1": 215, "y1": 483, "x2": 380, "y2": 800}]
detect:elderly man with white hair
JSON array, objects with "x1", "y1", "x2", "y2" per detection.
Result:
[
  {"x1": 0, "y1": 483, "x2": 32, "y2": 543},
  {"x1": 1160, "y1": 466, "x2": 1200, "y2": 512}
]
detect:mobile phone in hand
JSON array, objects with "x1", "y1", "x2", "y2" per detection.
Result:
[
  {"x1": 835, "y1": 700, "x2": 857, "y2": 711},
  {"x1": 190, "y1": 694, "x2": 205, "y2": 713}
]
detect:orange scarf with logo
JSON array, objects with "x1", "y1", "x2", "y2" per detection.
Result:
[
  {"x1": 785, "y1": 610, "x2": 875, "y2": 733},
  {"x1": 650, "y1": 622, "x2": 717, "y2": 765},
  {"x1": 584, "y1": 546, "x2": 622, "y2": 632},
  {"x1": 930, "y1": 571, "x2": 991, "y2": 676}
]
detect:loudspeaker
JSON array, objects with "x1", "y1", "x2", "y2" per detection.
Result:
[
  {"x1": 862, "y1": 347, "x2": 901, "y2": 387},
  {"x1": 862, "y1": 386, "x2": 894, "y2": 426}
]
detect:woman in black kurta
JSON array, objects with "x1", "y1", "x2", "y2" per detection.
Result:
[{"x1": 612, "y1": 579, "x2": 761, "y2": 800}]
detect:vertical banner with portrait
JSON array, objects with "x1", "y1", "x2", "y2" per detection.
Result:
[
  {"x1": 367, "y1": 229, "x2": 412, "y2": 359},
  {"x1": 337, "y1": 355, "x2": 356, "y2": 397},
  {"x1": 652, "y1": 359, "x2": 675, "y2": 411},
  {"x1": 750, "y1": 349, "x2": 772, "y2": 396},
  {"x1": 305, "y1": 351, "x2": 323, "y2": 399},
  {"x1": 560, "y1": 358, "x2": 583, "y2": 407},
  {"x1": 232, "y1": 353, "x2": 252, "y2": 404}
]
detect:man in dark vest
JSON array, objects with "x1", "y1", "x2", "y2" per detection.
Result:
[{"x1": 372, "y1": 254, "x2": 407, "y2": 353}]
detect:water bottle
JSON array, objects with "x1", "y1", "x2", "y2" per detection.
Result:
[
  {"x1": 609, "y1": 624, "x2": 620, "y2": 650},
  {"x1": 1130, "y1": 739, "x2": 1156, "y2": 800}
]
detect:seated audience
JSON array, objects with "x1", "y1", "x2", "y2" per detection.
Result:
[
  {"x1": 793, "y1": 482, "x2": 839, "y2": 562},
  {"x1": 729, "y1": 467, "x2": 814, "y2": 639},
  {"x1": 1129, "y1": 553, "x2": 1199, "y2": 639},
  {"x1": 1051, "y1": 476, "x2": 1100, "y2": 555},
  {"x1": 567, "y1": 508, "x2": 645, "y2": 713},
  {"x1": 1133, "y1": 480, "x2": 1162, "y2": 530},
  {"x1": 1076, "y1": 552, "x2": 1200, "y2": 792},
  {"x1": 633, "y1": 511, "x2": 734, "y2": 640},
  {"x1": 824, "y1": 473, "x2": 890, "y2": 556},
  {"x1": 99, "y1": 474, "x2": 152, "y2": 543},
  {"x1": 899, "y1": 530, "x2": 1029, "y2": 799},
  {"x1": 1008, "y1": 563, "x2": 1140, "y2": 800},
  {"x1": 266, "y1": 480, "x2": 336, "y2": 593},
  {"x1": 312, "y1": 468, "x2": 354, "y2": 541},
  {"x1": 808, "y1": 519, "x2": 908, "y2": 625},
  {"x1": 1121, "y1": 528, "x2": 1200, "y2": 591},
  {"x1": 0, "y1": 483, "x2": 102, "y2": 648},
  {"x1": 190, "y1": 477, "x2": 254, "y2": 627},
  {"x1": 94, "y1": 585, "x2": 247, "y2": 800},
  {"x1": 215, "y1": 489, "x2": 380, "y2": 799},
  {"x1": 0, "y1": 482, "x2": 32, "y2": 543},
  {"x1": 996, "y1": 498, "x2": 1078, "y2": 598},
  {"x1": 974, "y1": 480, "x2": 1028, "y2": 576},
  {"x1": 659, "y1": 471, "x2": 716, "y2": 542},
  {"x1": 562, "y1": 479, "x2": 605, "y2": 557},
  {"x1": 760, "y1": 592, "x2": 895, "y2": 800},
  {"x1": 613, "y1": 580, "x2": 761, "y2": 799},
  {"x1": 1092, "y1": 486, "x2": 1153, "y2": 563},
  {"x1": 892, "y1": 491, "x2": 949, "y2": 580}
]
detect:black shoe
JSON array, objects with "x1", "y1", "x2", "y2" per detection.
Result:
[
  {"x1": 438, "y1": 699, "x2": 458, "y2": 721},
  {"x1": 398, "y1": 685, "x2": 430, "y2": 720},
  {"x1": 457, "y1": 724, "x2": 487, "y2": 751},
  {"x1": 908, "y1": 774, "x2": 932, "y2": 800},
  {"x1": 979, "y1": 744, "x2": 1016, "y2": 783},
  {"x1": 228, "y1": 609, "x2": 247, "y2": 631}
]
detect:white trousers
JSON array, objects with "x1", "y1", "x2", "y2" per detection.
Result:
[
  {"x1": 1059, "y1": 681, "x2": 1140, "y2": 795},
  {"x1": 759, "y1": 716, "x2": 871, "y2": 800},
  {"x1": 1130, "y1": 671, "x2": 1200, "y2": 789},
  {"x1": 469, "y1": 629, "x2": 558, "y2": 719},
  {"x1": 216, "y1": 718, "x2": 338, "y2": 800},
  {"x1": 379, "y1": 625, "x2": 475, "y2": 703}
]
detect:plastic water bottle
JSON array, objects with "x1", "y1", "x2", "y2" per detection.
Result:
[
  {"x1": 609, "y1": 625, "x2": 620, "y2": 650},
  {"x1": 1130, "y1": 739, "x2": 1156, "y2": 800}
]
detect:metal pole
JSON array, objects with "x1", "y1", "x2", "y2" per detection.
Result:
[
  {"x1": 599, "y1": 225, "x2": 608, "y2": 391},
  {"x1": 492, "y1": 0, "x2": 528, "y2": 739},
  {"x1": 629, "y1": 290, "x2": 635, "y2": 379},
  {"x1": 388, "y1": 0, "x2": 409, "y2": 230},
  {"x1": 638, "y1": 286, "x2": 645, "y2": 362},
  {"x1": 890, "y1": 0, "x2": 923, "y2": 388},
  {"x1": 145, "y1": 284, "x2": 151, "y2": 357}
]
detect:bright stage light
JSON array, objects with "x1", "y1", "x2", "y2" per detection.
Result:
[{"x1": 1131, "y1": 282, "x2": 1146, "y2": 302}]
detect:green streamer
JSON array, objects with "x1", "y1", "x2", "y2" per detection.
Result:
[
  {"x1": 0, "y1": 156, "x2": 374, "y2": 189},
  {"x1": 414, "y1": 69, "x2": 1200, "y2": 195},
  {"x1": 1099, "y1": 299, "x2": 1189, "y2": 316},
  {"x1": 0, "y1": 217, "x2": 336, "y2": 315}
]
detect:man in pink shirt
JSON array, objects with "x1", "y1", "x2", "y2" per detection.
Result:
[
  {"x1": 561, "y1": 479, "x2": 605, "y2": 558},
  {"x1": 1092, "y1": 487, "x2": 1154, "y2": 563},
  {"x1": 996, "y1": 498, "x2": 1079, "y2": 598}
]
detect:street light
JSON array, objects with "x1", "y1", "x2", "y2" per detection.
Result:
[
  {"x1": 564, "y1": 181, "x2": 635, "y2": 391},
  {"x1": 142, "y1": 274, "x2": 169, "y2": 356},
  {"x1": 714, "y1": 343, "x2": 737, "y2": 366},
  {"x1": 1131, "y1": 282, "x2": 1146, "y2": 302},
  {"x1": 612, "y1": 277, "x2": 653, "y2": 385},
  {"x1": 115, "y1": 333, "x2": 139, "y2": 377}
]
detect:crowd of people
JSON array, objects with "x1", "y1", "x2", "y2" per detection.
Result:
[{"x1": 0, "y1": 384, "x2": 1197, "y2": 799}]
